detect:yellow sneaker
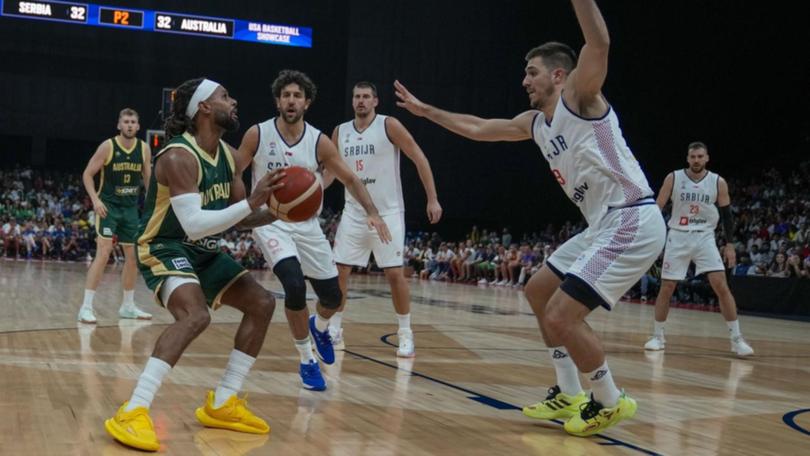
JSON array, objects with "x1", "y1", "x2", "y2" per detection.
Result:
[
  {"x1": 523, "y1": 385, "x2": 589, "y2": 420},
  {"x1": 564, "y1": 391, "x2": 637, "y2": 437},
  {"x1": 195, "y1": 391, "x2": 270, "y2": 434},
  {"x1": 104, "y1": 402, "x2": 160, "y2": 452}
]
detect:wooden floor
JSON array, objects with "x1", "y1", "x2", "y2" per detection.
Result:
[{"x1": 1, "y1": 260, "x2": 808, "y2": 455}]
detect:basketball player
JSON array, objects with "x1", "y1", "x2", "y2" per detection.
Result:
[
  {"x1": 77, "y1": 108, "x2": 153, "y2": 324},
  {"x1": 644, "y1": 142, "x2": 754, "y2": 356},
  {"x1": 322, "y1": 81, "x2": 442, "y2": 357},
  {"x1": 105, "y1": 78, "x2": 285, "y2": 451},
  {"x1": 235, "y1": 70, "x2": 391, "y2": 392},
  {"x1": 394, "y1": 0, "x2": 664, "y2": 436}
]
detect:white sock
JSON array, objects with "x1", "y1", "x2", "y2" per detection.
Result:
[
  {"x1": 549, "y1": 347, "x2": 582, "y2": 396},
  {"x1": 331, "y1": 311, "x2": 343, "y2": 331},
  {"x1": 587, "y1": 361, "x2": 621, "y2": 408},
  {"x1": 214, "y1": 349, "x2": 256, "y2": 408},
  {"x1": 727, "y1": 320, "x2": 741, "y2": 339},
  {"x1": 397, "y1": 313, "x2": 411, "y2": 331},
  {"x1": 295, "y1": 338, "x2": 316, "y2": 363},
  {"x1": 653, "y1": 320, "x2": 666, "y2": 337},
  {"x1": 82, "y1": 289, "x2": 95, "y2": 310},
  {"x1": 122, "y1": 290, "x2": 135, "y2": 308},
  {"x1": 126, "y1": 357, "x2": 172, "y2": 411},
  {"x1": 315, "y1": 313, "x2": 330, "y2": 332}
]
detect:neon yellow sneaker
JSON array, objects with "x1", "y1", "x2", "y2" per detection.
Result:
[
  {"x1": 104, "y1": 402, "x2": 160, "y2": 451},
  {"x1": 564, "y1": 391, "x2": 637, "y2": 437},
  {"x1": 522, "y1": 385, "x2": 589, "y2": 420},
  {"x1": 195, "y1": 391, "x2": 270, "y2": 434}
]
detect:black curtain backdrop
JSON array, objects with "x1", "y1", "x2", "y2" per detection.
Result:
[{"x1": 1, "y1": 0, "x2": 809, "y2": 239}]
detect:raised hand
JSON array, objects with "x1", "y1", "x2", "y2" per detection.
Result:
[{"x1": 394, "y1": 80, "x2": 429, "y2": 117}]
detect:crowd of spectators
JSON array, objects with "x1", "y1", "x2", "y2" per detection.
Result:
[{"x1": 4, "y1": 161, "x2": 810, "y2": 306}]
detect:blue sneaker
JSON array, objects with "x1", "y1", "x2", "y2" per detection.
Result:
[
  {"x1": 299, "y1": 360, "x2": 326, "y2": 391},
  {"x1": 308, "y1": 315, "x2": 335, "y2": 364}
]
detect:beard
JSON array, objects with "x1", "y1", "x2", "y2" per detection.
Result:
[
  {"x1": 529, "y1": 85, "x2": 554, "y2": 109},
  {"x1": 690, "y1": 164, "x2": 705, "y2": 173},
  {"x1": 279, "y1": 108, "x2": 304, "y2": 124},
  {"x1": 214, "y1": 109, "x2": 239, "y2": 132},
  {"x1": 120, "y1": 130, "x2": 136, "y2": 139}
]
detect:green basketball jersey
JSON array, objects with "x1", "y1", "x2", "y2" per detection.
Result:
[
  {"x1": 98, "y1": 136, "x2": 146, "y2": 206},
  {"x1": 137, "y1": 132, "x2": 236, "y2": 250}
]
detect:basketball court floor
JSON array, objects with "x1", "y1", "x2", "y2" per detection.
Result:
[{"x1": 0, "y1": 260, "x2": 808, "y2": 455}]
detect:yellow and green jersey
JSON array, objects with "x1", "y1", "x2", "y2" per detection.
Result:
[
  {"x1": 98, "y1": 136, "x2": 147, "y2": 206},
  {"x1": 137, "y1": 132, "x2": 235, "y2": 250}
]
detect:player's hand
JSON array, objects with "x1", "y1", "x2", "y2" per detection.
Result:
[
  {"x1": 723, "y1": 243, "x2": 737, "y2": 269},
  {"x1": 92, "y1": 198, "x2": 108, "y2": 219},
  {"x1": 427, "y1": 199, "x2": 443, "y2": 224},
  {"x1": 367, "y1": 214, "x2": 392, "y2": 244},
  {"x1": 248, "y1": 168, "x2": 286, "y2": 210},
  {"x1": 394, "y1": 80, "x2": 429, "y2": 117}
]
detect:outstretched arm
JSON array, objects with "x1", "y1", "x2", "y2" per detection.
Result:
[
  {"x1": 394, "y1": 80, "x2": 535, "y2": 142},
  {"x1": 564, "y1": 0, "x2": 611, "y2": 116},
  {"x1": 386, "y1": 117, "x2": 442, "y2": 224}
]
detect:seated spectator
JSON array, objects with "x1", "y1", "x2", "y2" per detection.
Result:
[
  {"x1": 733, "y1": 255, "x2": 753, "y2": 276},
  {"x1": 769, "y1": 252, "x2": 789, "y2": 277},
  {"x1": 747, "y1": 261, "x2": 768, "y2": 277},
  {"x1": 786, "y1": 253, "x2": 806, "y2": 278}
]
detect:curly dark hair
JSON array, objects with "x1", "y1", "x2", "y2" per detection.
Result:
[
  {"x1": 164, "y1": 77, "x2": 205, "y2": 139},
  {"x1": 271, "y1": 69, "x2": 317, "y2": 102}
]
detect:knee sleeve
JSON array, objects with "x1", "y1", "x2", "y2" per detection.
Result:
[
  {"x1": 273, "y1": 257, "x2": 308, "y2": 311},
  {"x1": 310, "y1": 277, "x2": 342, "y2": 310}
]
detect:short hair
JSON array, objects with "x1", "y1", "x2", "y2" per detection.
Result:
[
  {"x1": 353, "y1": 81, "x2": 378, "y2": 97},
  {"x1": 164, "y1": 77, "x2": 205, "y2": 139},
  {"x1": 119, "y1": 108, "x2": 139, "y2": 119},
  {"x1": 525, "y1": 42, "x2": 578, "y2": 73},
  {"x1": 688, "y1": 141, "x2": 708, "y2": 152},
  {"x1": 271, "y1": 69, "x2": 317, "y2": 102}
]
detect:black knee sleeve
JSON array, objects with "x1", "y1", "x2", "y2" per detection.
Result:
[
  {"x1": 310, "y1": 277, "x2": 342, "y2": 310},
  {"x1": 273, "y1": 258, "x2": 308, "y2": 311}
]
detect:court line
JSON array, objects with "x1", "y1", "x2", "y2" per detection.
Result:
[{"x1": 344, "y1": 334, "x2": 662, "y2": 456}]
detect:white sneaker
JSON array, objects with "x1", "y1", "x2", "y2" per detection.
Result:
[
  {"x1": 477, "y1": 278, "x2": 488, "y2": 285},
  {"x1": 119, "y1": 305, "x2": 153, "y2": 320},
  {"x1": 330, "y1": 327, "x2": 345, "y2": 351},
  {"x1": 77, "y1": 307, "x2": 97, "y2": 324},
  {"x1": 396, "y1": 329, "x2": 415, "y2": 358},
  {"x1": 731, "y1": 336, "x2": 754, "y2": 357},
  {"x1": 644, "y1": 335, "x2": 666, "y2": 351}
]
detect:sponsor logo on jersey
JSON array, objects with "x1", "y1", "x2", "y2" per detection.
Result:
[
  {"x1": 679, "y1": 216, "x2": 689, "y2": 225},
  {"x1": 361, "y1": 177, "x2": 376, "y2": 185},
  {"x1": 103, "y1": 227, "x2": 113, "y2": 236},
  {"x1": 572, "y1": 182, "x2": 589, "y2": 203}
]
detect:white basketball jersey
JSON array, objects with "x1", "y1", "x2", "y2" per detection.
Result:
[
  {"x1": 337, "y1": 114, "x2": 404, "y2": 217},
  {"x1": 532, "y1": 96, "x2": 654, "y2": 226},
  {"x1": 252, "y1": 118, "x2": 324, "y2": 226},
  {"x1": 668, "y1": 169, "x2": 719, "y2": 231}
]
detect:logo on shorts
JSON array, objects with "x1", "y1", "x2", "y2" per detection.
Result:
[
  {"x1": 552, "y1": 349, "x2": 568, "y2": 359},
  {"x1": 171, "y1": 257, "x2": 192, "y2": 270},
  {"x1": 679, "y1": 216, "x2": 689, "y2": 225},
  {"x1": 268, "y1": 239, "x2": 279, "y2": 248},
  {"x1": 663, "y1": 261, "x2": 670, "y2": 270},
  {"x1": 396, "y1": 251, "x2": 401, "y2": 257},
  {"x1": 102, "y1": 227, "x2": 113, "y2": 236}
]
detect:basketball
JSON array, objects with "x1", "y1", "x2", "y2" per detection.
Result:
[{"x1": 267, "y1": 166, "x2": 323, "y2": 222}]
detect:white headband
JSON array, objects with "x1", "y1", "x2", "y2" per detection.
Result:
[{"x1": 185, "y1": 79, "x2": 221, "y2": 119}]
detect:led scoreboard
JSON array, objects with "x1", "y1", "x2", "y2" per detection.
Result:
[{"x1": 0, "y1": 0, "x2": 312, "y2": 48}]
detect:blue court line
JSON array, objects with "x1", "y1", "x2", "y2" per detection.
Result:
[
  {"x1": 783, "y1": 409, "x2": 810, "y2": 436},
  {"x1": 341, "y1": 334, "x2": 662, "y2": 456}
]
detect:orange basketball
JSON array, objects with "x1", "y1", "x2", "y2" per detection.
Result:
[{"x1": 267, "y1": 166, "x2": 323, "y2": 222}]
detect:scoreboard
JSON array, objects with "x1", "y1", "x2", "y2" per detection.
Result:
[{"x1": 0, "y1": 0, "x2": 312, "y2": 48}]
